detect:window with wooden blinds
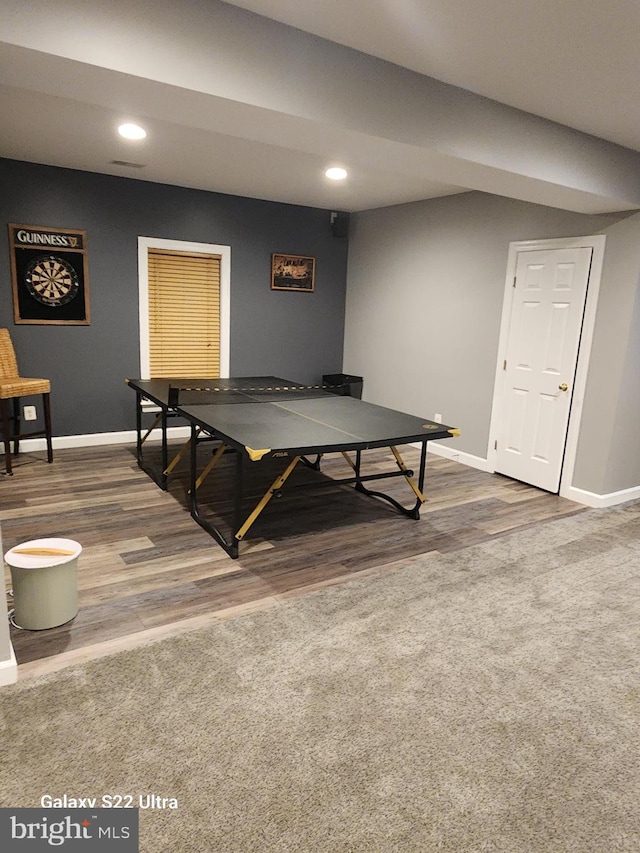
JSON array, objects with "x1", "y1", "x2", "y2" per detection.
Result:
[{"x1": 147, "y1": 249, "x2": 221, "y2": 378}]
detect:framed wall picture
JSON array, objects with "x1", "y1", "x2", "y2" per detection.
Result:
[
  {"x1": 8, "y1": 223, "x2": 91, "y2": 325},
  {"x1": 271, "y1": 253, "x2": 315, "y2": 292}
]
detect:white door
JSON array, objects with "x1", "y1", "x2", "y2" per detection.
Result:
[{"x1": 495, "y1": 246, "x2": 593, "y2": 492}]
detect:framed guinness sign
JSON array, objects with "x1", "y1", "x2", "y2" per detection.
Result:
[{"x1": 9, "y1": 223, "x2": 91, "y2": 324}]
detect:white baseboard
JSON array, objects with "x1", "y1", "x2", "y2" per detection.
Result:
[
  {"x1": 560, "y1": 483, "x2": 640, "y2": 508},
  {"x1": 14, "y1": 425, "x2": 191, "y2": 452},
  {"x1": 424, "y1": 442, "x2": 640, "y2": 508},
  {"x1": 423, "y1": 441, "x2": 491, "y2": 472},
  {"x1": 11, "y1": 430, "x2": 640, "y2": 510},
  {"x1": 0, "y1": 646, "x2": 18, "y2": 686}
]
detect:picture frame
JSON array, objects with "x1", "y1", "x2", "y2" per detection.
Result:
[
  {"x1": 8, "y1": 223, "x2": 91, "y2": 325},
  {"x1": 271, "y1": 253, "x2": 315, "y2": 292}
]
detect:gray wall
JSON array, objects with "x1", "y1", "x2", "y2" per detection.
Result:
[
  {"x1": 608, "y1": 278, "x2": 640, "y2": 492},
  {"x1": 574, "y1": 210, "x2": 640, "y2": 493},
  {"x1": 0, "y1": 158, "x2": 348, "y2": 437},
  {"x1": 343, "y1": 191, "x2": 638, "y2": 495}
]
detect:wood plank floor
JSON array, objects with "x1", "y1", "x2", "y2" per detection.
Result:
[{"x1": 1, "y1": 441, "x2": 585, "y2": 679}]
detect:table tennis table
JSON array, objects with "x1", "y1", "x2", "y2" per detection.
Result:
[{"x1": 127, "y1": 377, "x2": 459, "y2": 558}]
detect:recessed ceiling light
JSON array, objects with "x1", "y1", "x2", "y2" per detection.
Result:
[
  {"x1": 325, "y1": 167, "x2": 348, "y2": 181},
  {"x1": 118, "y1": 123, "x2": 147, "y2": 140}
]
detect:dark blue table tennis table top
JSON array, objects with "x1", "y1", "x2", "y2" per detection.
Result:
[
  {"x1": 127, "y1": 376, "x2": 457, "y2": 460},
  {"x1": 126, "y1": 376, "x2": 459, "y2": 556}
]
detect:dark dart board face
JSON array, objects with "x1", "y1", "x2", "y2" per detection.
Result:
[{"x1": 25, "y1": 255, "x2": 79, "y2": 307}]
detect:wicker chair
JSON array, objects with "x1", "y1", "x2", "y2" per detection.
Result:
[{"x1": 0, "y1": 328, "x2": 53, "y2": 475}]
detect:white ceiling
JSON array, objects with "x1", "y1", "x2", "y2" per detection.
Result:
[
  {"x1": 1, "y1": 0, "x2": 639, "y2": 213},
  {"x1": 227, "y1": 0, "x2": 640, "y2": 152}
]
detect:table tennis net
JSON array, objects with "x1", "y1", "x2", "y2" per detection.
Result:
[{"x1": 167, "y1": 381, "x2": 353, "y2": 407}]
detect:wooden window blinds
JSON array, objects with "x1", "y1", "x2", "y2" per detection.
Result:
[{"x1": 147, "y1": 249, "x2": 221, "y2": 378}]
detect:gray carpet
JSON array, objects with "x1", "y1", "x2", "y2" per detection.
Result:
[{"x1": 1, "y1": 501, "x2": 640, "y2": 852}]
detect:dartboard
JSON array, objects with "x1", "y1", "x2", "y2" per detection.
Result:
[{"x1": 24, "y1": 255, "x2": 79, "y2": 306}]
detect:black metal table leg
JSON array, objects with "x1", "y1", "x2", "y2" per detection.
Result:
[
  {"x1": 160, "y1": 407, "x2": 168, "y2": 484},
  {"x1": 134, "y1": 390, "x2": 170, "y2": 490},
  {"x1": 189, "y1": 424, "x2": 241, "y2": 558},
  {"x1": 353, "y1": 445, "x2": 425, "y2": 519},
  {"x1": 231, "y1": 450, "x2": 244, "y2": 558},
  {"x1": 135, "y1": 390, "x2": 142, "y2": 464},
  {"x1": 417, "y1": 440, "x2": 428, "y2": 494}
]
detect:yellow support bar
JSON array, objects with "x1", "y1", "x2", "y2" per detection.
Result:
[
  {"x1": 195, "y1": 442, "x2": 227, "y2": 490},
  {"x1": 164, "y1": 429, "x2": 201, "y2": 475},
  {"x1": 448, "y1": 428, "x2": 461, "y2": 437},
  {"x1": 390, "y1": 445, "x2": 426, "y2": 504},
  {"x1": 235, "y1": 455, "x2": 301, "y2": 541},
  {"x1": 341, "y1": 451, "x2": 357, "y2": 472},
  {"x1": 141, "y1": 412, "x2": 162, "y2": 445}
]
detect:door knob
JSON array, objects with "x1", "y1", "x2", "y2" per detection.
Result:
[{"x1": 559, "y1": 383, "x2": 568, "y2": 392}]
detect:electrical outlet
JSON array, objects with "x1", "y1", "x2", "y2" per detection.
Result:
[
  {"x1": 23, "y1": 405, "x2": 37, "y2": 421},
  {"x1": 434, "y1": 413, "x2": 442, "y2": 423}
]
